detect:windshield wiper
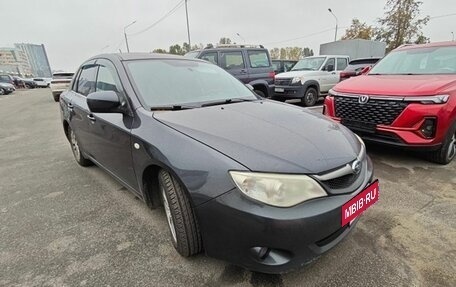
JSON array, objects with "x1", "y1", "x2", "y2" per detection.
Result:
[
  {"x1": 292, "y1": 68, "x2": 312, "y2": 71},
  {"x1": 150, "y1": 105, "x2": 196, "y2": 111},
  {"x1": 201, "y1": 98, "x2": 255, "y2": 107}
]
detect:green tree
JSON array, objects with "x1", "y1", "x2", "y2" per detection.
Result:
[
  {"x1": 169, "y1": 44, "x2": 184, "y2": 55},
  {"x1": 270, "y1": 48, "x2": 280, "y2": 59},
  {"x1": 219, "y1": 37, "x2": 232, "y2": 45},
  {"x1": 375, "y1": 0, "x2": 430, "y2": 51},
  {"x1": 152, "y1": 48, "x2": 168, "y2": 54},
  {"x1": 342, "y1": 19, "x2": 374, "y2": 40},
  {"x1": 302, "y1": 47, "x2": 314, "y2": 57}
]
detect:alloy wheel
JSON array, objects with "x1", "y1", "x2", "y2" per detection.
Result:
[
  {"x1": 161, "y1": 186, "x2": 177, "y2": 243},
  {"x1": 0, "y1": 89, "x2": 4, "y2": 95},
  {"x1": 70, "y1": 129, "x2": 81, "y2": 161},
  {"x1": 447, "y1": 132, "x2": 456, "y2": 161}
]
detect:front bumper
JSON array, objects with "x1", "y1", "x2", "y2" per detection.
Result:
[
  {"x1": 324, "y1": 95, "x2": 455, "y2": 149},
  {"x1": 273, "y1": 85, "x2": 305, "y2": 99},
  {"x1": 196, "y1": 157, "x2": 374, "y2": 273}
]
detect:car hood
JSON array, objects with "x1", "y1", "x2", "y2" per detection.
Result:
[
  {"x1": 334, "y1": 74, "x2": 456, "y2": 96},
  {"x1": 153, "y1": 101, "x2": 360, "y2": 174},
  {"x1": 275, "y1": 70, "x2": 322, "y2": 78}
]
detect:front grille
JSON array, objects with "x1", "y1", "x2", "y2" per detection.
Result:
[
  {"x1": 274, "y1": 78, "x2": 292, "y2": 86},
  {"x1": 322, "y1": 173, "x2": 359, "y2": 190},
  {"x1": 335, "y1": 96, "x2": 409, "y2": 126}
]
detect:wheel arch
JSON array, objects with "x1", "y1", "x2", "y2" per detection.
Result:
[{"x1": 302, "y1": 80, "x2": 320, "y2": 95}]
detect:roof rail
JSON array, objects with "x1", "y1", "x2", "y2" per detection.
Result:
[
  {"x1": 397, "y1": 43, "x2": 415, "y2": 49},
  {"x1": 215, "y1": 44, "x2": 265, "y2": 49}
]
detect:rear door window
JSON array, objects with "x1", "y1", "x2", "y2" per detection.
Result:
[
  {"x1": 200, "y1": 52, "x2": 218, "y2": 65},
  {"x1": 76, "y1": 65, "x2": 98, "y2": 96},
  {"x1": 337, "y1": 58, "x2": 348, "y2": 71},
  {"x1": 323, "y1": 58, "x2": 336, "y2": 71},
  {"x1": 248, "y1": 50, "x2": 270, "y2": 68},
  {"x1": 220, "y1": 51, "x2": 245, "y2": 70}
]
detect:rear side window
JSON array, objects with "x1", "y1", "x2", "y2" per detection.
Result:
[
  {"x1": 200, "y1": 52, "x2": 218, "y2": 65},
  {"x1": 248, "y1": 50, "x2": 270, "y2": 68},
  {"x1": 76, "y1": 66, "x2": 98, "y2": 96},
  {"x1": 220, "y1": 51, "x2": 245, "y2": 70},
  {"x1": 337, "y1": 58, "x2": 348, "y2": 71},
  {"x1": 284, "y1": 61, "x2": 296, "y2": 72}
]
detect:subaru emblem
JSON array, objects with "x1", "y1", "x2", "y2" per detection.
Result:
[
  {"x1": 359, "y1": 95, "x2": 369, "y2": 104},
  {"x1": 351, "y1": 160, "x2": 362, "y2": 174}
]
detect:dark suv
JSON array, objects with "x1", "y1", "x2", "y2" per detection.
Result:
[{"x1": 185, "y1": 45, "x2": 275, "y2": 98}]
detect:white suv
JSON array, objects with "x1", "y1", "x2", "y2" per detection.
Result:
[
  {"x1": 50, "y1": 72, "x2": 74, "y2": 102},
  {"x1": 273, "y1": 55, "x2": 349, "y2": 106}
]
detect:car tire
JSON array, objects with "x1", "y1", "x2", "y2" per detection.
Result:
[
  {"x1": 425, "y1": 122, "x2": 456, "y2": 164},
  {"x1": 254, "y1": 90, "x2": 266, "y2": 98},
  {"x1": 0, "y1": 88, "x2": 5, "y2": 95},
  {"x1": 302, "y1": 87, "x2": 318, "y2": 106},
  {"x1": 53, "y1": 94, "x2": 60, "y2": 102},
  {"x1": 69, "y1": 127, "x2": 93, "y2": 166},
  {"x1": 158, "y1": 169, "x2": 202, "y2": 257}
]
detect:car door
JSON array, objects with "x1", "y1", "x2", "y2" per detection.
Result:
[
  {"x1": 86, "y1": 59, "x2": 138, "y2": 191},
  {"x1": 219, "y1": 50, "x2": 249, "y2": 83},
  {"x1": 69, "y1": 62, "x2": 98, "y2": 156},
  {"x1": 319, "y1": 57, "x2": 338, "y2": 93},
  {"x1": 246, "y1": 49, "x2": 274, "y2": 84}
]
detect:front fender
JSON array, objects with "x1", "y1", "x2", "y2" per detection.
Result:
[{"x1": 131, "y1": 109, "x2": 248, "y2": 207}]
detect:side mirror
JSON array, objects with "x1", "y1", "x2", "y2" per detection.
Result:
[
  {"x1": 326, "y1": 64, "x2": 335, "y2": 72},
  {"x1": 87, "y1": 90, "x2": 121, "y2": 113},
  {"x1": 360, "y1": 66, "x2": 372, "y2": 75},
  {"x1": 246, "y1": 84, "x2": 254, "y2": 91}
]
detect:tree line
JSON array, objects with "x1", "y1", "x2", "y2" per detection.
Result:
[{"x1": 341, "y1": 0, "x2": 430, "y2": 51}]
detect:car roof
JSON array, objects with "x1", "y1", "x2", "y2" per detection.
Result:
[
  {"x1": 92, "y1": 53, "x2": 204, "y2": 62},
  {"x1": 395, "y1": 41, "x2": 456, "y2": 51},
  {"x1": 301, "y1": 55, "x2": 349, "y2": 59}
]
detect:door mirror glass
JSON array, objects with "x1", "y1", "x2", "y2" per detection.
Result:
[{"x1": 87, "y1": 91, "x2": 121, "y2": 113}]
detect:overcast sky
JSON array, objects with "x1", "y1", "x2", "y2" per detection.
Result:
[{"x1": 1, "y1": 0, "x2": 455, "y2": 71}]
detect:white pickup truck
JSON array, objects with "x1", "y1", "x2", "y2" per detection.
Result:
[
  {"x1": 50, "y1": 72, "x2": 74, "y2": 102},
  {"x1": 273, "y1": 55, "x2": 349, "y2": 106}
]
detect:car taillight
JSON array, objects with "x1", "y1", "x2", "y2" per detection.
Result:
[{"x1": 268, "y1": 71, "x2": 275, "y2": 79}]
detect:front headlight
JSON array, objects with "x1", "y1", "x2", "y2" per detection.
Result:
[
  {"x1": 229, "y1": 171, "x2": 327, "y2": 207},
  {"x1": 291, "y1": 76, "x2": 303, "y2": 85}
]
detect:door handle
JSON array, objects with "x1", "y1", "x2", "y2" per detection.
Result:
[
  {"x1": 331, "y1": 72, "x2": 336, "y2": 75},
  {"x1": 87, "y1": 114, "x2": 96, "y2": 122},
  {"x1": 240, "y1": 69, "x2": 247, "y2": 74}
]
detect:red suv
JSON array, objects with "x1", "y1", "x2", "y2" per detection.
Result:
[{"x1": 324, "y1": 41, "x2": 456, "y2": 164}]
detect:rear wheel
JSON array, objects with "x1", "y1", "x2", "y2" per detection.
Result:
[
  {"x1": 425, "y1": 122, "x2": 456, "y2": 164},
  {"x1": 158, "y1": 169, "x2": 202, "y2": 257},
  {"x1": 53, "y1": 93, "x2": 60, "y2": 102},
  {"x1": 0, "y1": 88, "x2": 5, "y2": 95},
  {"x1": 302, "y1": 87, "x2": 318, "y2": 106},
  {"x1": 69, "y1": 127, "x2": 93, "y2": 166}
]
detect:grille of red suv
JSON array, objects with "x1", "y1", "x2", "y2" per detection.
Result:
[
  {"x1": 274, "y1": 78, "x2": 292, "y2": 86},
  {"x1": 334, "y1": 96, "x2": 409, "y2": 125}
]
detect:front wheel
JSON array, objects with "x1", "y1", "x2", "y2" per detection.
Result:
[
  {"x1": 158, "y1": 170, "x2": 202, "y2": 257},
  {"x1": 53, "y1": 93, "x2": 60, "y2": 102},
  {"x1": 0, "y1": 88, "x2": 5, "y2": 95},
  {"x1": 69, "y1": 127, "x2": 93, "y2": 166},
  {"x1": 425, "y1": 123, "x2": 456, "y2": 164},
  {"x1": 302, "y1": 87, "x2": 318, "y2": 106}
]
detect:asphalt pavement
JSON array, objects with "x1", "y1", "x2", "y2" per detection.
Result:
[{"x1": 0, "y1": 89, "x2": 455, "y2": 287}]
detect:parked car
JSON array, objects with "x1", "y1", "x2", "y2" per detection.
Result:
[
  {"x1": 339, "y1": 58, "x2": 381, "y2": 81},
  {"x1": 60, "y1": 53, "x2": 376, "y2": 273},
  {"x1": 12, "y1": 76, "x2": 25, "y2": 88},
  {"x1": 324, "y1": 41, "x2": 456, "y2": 164},
  {"x1": 50, "y1": 72, "x2": 74, "y2": 102},
  {"x1": 33, "y1": 78, "x2": 49, "y2": 88},
  {"x1": 0, "y1": 74, "x2": 15, "y2": 86},
  {"x1": 273, "y1": 55, "x2": 350, "y2": 106},
  {"x1": 0, "y1": 82, "x2": 15, "y2": 95},
  {"x1": 185, "y1": 45, "x2": 275, "y2": 98},
  {"x1": 272, "y1": 59, "x2": 297, "y2": 74},
  {"x1": 22, "y1": 78, "x2": 37, "y2": 89}
]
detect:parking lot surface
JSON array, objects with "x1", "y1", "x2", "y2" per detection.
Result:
[{"x1": 0, "y1": 89, "x2": 455, "y2": 287}]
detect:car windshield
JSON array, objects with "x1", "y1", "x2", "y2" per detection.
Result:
[
  {"x1": 291, "y1": 57, "x2": 326, "y2": 71},
  {"x1": 370, "y1": 46, "x2": 456, "y2": 75},
  {"x1": 184, "y1": 51, "x2": 200, "y2": 58},
  {"x1": 125, "y1": 59, "x2": 256, "y2": 107}
]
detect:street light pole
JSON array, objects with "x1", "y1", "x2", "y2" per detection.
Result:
[
  {"x1": 452, "y1": 32, "x2": 455, "y2": 41},
  {"x1": 185, "y1": 0, "x2": 191, "y2": 47},
  {"x1": 124, "y1": 20, "x2": 137, "y2": 53},
  {"x1": 328, "y1": 8, "x2": 338, "y2": 42}
]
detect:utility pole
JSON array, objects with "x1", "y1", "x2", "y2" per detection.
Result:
[
  {"x1": 185, "y1": 0, "x2": 191, "y2": 48},
  {"x1": 328, "y1": 8, "x2": 338, "y2": 42},
  {"x1": 124, "y1": 20, "x2": 137, "y2": 53},
  {"x1": 452, "y1": 32, "x2": 455, "y2": 41}
]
